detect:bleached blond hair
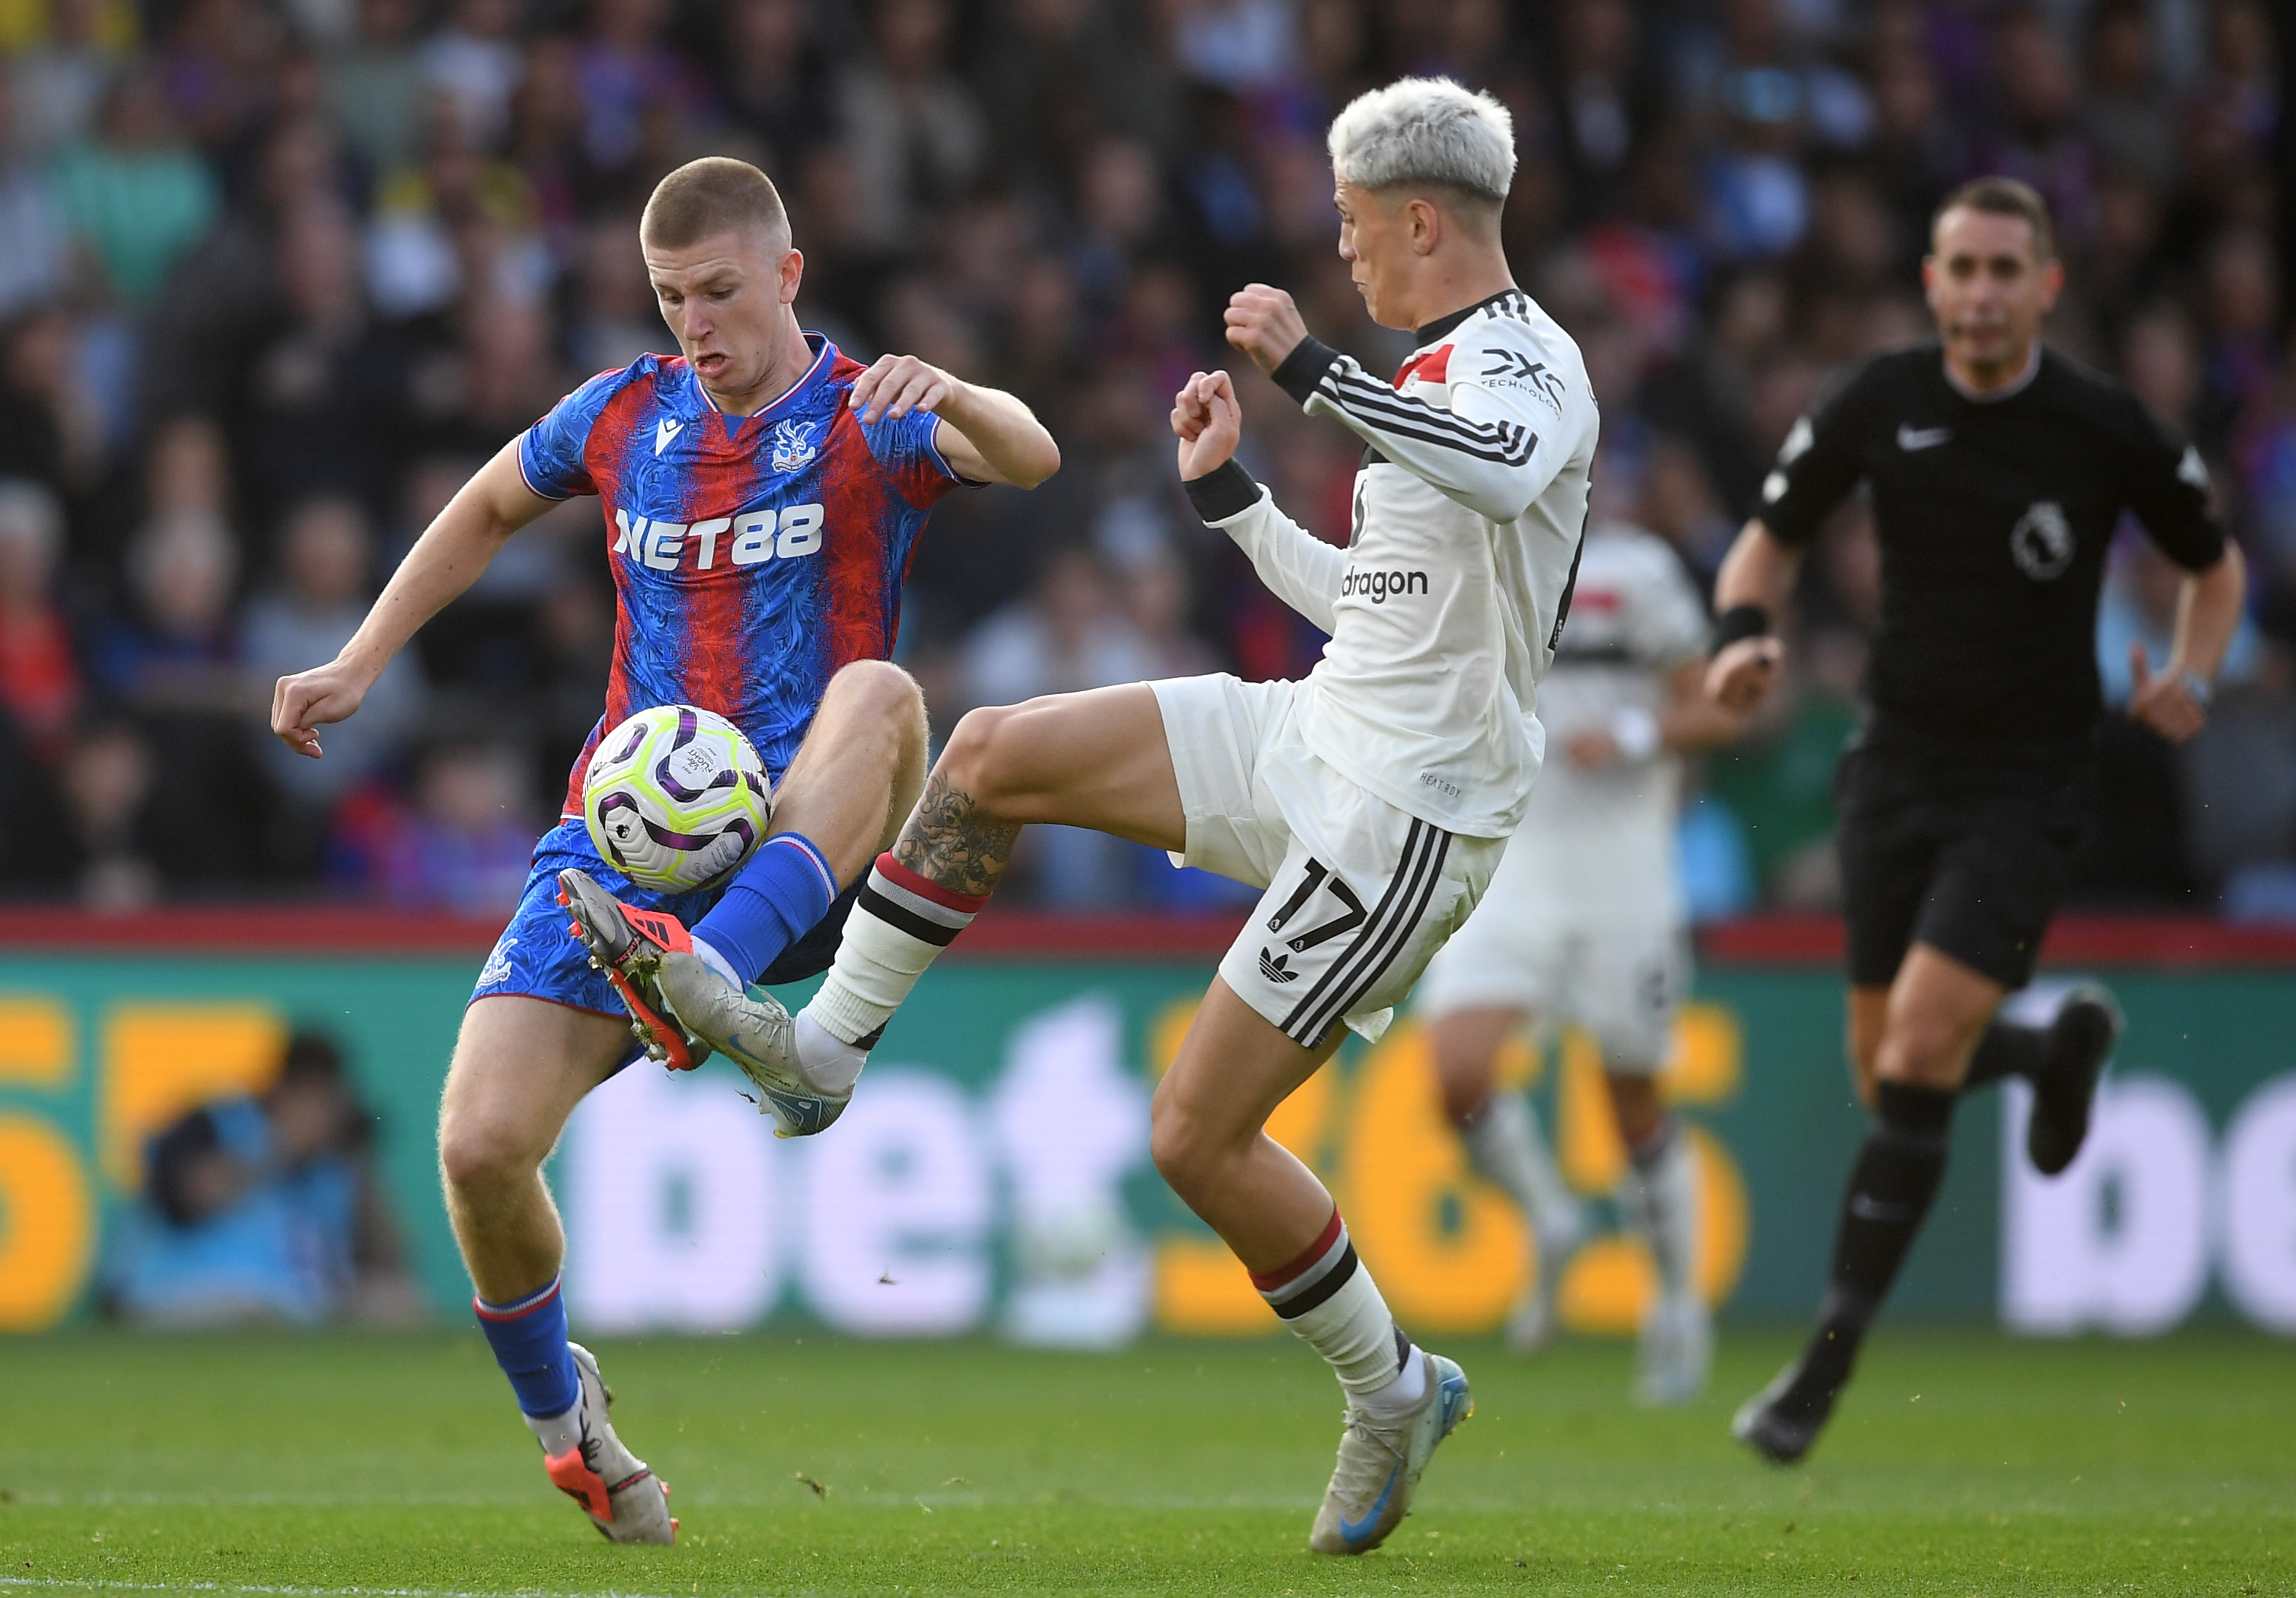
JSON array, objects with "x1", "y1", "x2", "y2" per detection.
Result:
[{"x1": 1328, "y1": 77, "x2": 1515, "y2": 208}]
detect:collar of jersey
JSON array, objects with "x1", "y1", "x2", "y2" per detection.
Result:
[
  {"x1": 1941, "y1": 339, "x2": 2043, "y2": 404},
  {"x1": 1413, "y1": 288, "x2": 1518, "y2": 346},
  {"x1": 684, "y1": 333, "x2": 835, "y2": 426}
]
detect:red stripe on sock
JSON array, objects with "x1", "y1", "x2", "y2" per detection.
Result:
[
  {"x1": 1250, "y1": 1209, "x2": 1346, "y2": 1291},
  {"x1": 473, "y1": 1279, "x2": 561, "y2": 1321},
  {"x1": 873, "y1": 851, "x2": 990, "y2": 914}
]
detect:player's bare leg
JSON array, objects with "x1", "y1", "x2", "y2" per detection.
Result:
[
  {"x1": 1429, "y1": 1008, "x2": 1583, "y2": 1351},
  {"x1": 1603, "y1": 1069, "x2": 1708, "y2": 1404},
  {"x1": 754, "y1": 658, "x2": 931, "y2": 882},
  {"x1": 437, "y1": 996, "x2": 676, "y2": 1542},
  {"x1": 564, "y1": 661, "x2": 928, "y2": 1085},
  {"x1": 770, "y1": 682, "x2": 1468, "y2": 1551},
  {"x1": 1737, "y1": 945, "x2": 2000, "y2": 1462}
]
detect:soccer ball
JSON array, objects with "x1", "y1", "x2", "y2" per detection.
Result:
[{"x1": 580, "y1": 704, "x2": 771, "y2": 892}]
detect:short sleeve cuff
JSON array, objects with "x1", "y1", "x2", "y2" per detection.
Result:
[
  {"x1": 516, "y1": 430, "x2": 577, "y2": 501},
  {"x1": 1183, "y1": 460, "x2": 1263, "y2": 523},
  {"x1": 1271, "y1": 336, "x2": 1342, "y2": 406}
]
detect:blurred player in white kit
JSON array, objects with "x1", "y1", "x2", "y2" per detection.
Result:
[{"x1": 1415, "y1": 514, "x2": 1743, "y2": 1404}]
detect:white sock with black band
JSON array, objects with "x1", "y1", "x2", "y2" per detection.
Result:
[
  {"x1": 802, "y1": 853, "x2": 988, "y2": 1051},
  {"x1": 1252, "y1": 1208, "x2": 1424, "y2": 1419}
]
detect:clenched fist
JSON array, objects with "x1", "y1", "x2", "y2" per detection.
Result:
[
  {"x1": 1223, "y1": 284, "x2": 1310, "y2": 375},
  {"x1": 1172, "y1": 370, "x2": 1242, "y2": 480}
]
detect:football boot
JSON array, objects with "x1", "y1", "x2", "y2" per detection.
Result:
[
  {"x1": 1731, "y1": 1355, "x2": 1838, "y2": 1465},
  {"x1": 557, "y1": 868, "x2": 708, "y2": 1071},
  {"x1": 2027, "y1": 983, "x2": 2123, "y2": 1177},
  {"x1": 1634, "y1": 1289, "x2": 1713, "y2": 1407},
  {"x1": 1308, "y1": 1349, "x2": 1473, "y2": 1556},
  {"x1": 532, "y1": 1342, "x2": 676, "y2": 1543},
  {"x1": 653, "y1": 952, "x2": 853, "y2": 1138}
]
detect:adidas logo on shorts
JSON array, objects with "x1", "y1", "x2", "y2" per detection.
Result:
[{"x1": 1259, "y1": 947, "x2": 1298, "y2": 983}]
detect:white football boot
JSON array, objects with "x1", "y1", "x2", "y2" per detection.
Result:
[
  {"x1": 1633, "y1": 1289, "x2": 1713, "y2": 1407},
  {"x1": 1307, "y1": 1350, "x2": 1473, "y2": 1556},
  {"x1": 532, "y1": 1342, "x2": 675, "y2": 1543},
  {"x1": 653, "y1": 950, "x2": 854, "y2": 1137}
]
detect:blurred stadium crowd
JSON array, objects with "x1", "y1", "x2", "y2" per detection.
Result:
[{"x1": 0, "y1": 0, "x2": 2284, "y2": 915}]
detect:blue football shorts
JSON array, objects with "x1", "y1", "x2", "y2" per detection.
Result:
[{"x1": 470, "y1": 818, "x2": 859, "y2": 1022}]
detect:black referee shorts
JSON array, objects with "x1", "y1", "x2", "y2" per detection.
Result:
[{"x1": 1834, "y1": 725, "x2": 2099, "y2": 993}]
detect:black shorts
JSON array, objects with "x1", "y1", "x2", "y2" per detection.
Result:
[{"x1": 1834, "y1": 723, "x2": 2099, "y2": 991}]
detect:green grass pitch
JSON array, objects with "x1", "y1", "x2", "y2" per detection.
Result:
[{"x1": 2, "y1": 1328, "x2": 2289, "y2": 1594}]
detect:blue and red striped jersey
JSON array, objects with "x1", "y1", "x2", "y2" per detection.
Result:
[{"x1": 518, "y1": 336, "x2": 963, "y2": 816}]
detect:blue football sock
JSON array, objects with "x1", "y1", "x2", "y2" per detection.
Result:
[
  {"x1": 693, "y1": 831, "x2": 838, "y2": 983},
  {"x1": 475, "y1": 1277, "x2": 580, "y2": 1417}
]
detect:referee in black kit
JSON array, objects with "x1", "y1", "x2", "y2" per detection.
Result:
[{"x1": 1704, "y1": 176, "x2": 2248, "y2": 1464}]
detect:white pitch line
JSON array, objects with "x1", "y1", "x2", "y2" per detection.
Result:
[{"x1": 0, "y1": 1579, "x2": 704, "y2": 1598}]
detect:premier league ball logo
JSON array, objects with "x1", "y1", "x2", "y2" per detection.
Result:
[{"x1": 2011, "y1": 500, "x2": 2075, "y2": 580}]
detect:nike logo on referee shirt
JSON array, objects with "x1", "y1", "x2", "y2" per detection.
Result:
[
  {"x1": 1897, "y1": 424, "x2": 1951, "y2": 451},
  {"x1": 655, "y1": 418, "x2": 683, "y2": 455}
]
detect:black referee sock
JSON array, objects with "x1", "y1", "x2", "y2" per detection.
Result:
[
  {"x1": 1791, "y1": 1082, "x2": 1957, "y2": 1401},
  {"x1": 1959, "y1": 1019, "x2": 2049, "y2": 1092}
]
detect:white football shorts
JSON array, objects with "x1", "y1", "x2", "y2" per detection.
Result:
[
  {"x1": 1151, "y1": 673, "x2": 1504, "y2": 1048},
  {"x1": 1413, "y1": 834, "x2": 1689, "y2": 1072}
]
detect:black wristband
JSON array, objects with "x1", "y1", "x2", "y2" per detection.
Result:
[
  {"x1": 1710, "y1": 602, "x2": 1772, "y2": 658},
  {"x1": 1270, "y1": 336, "x2": 1342, "y2": 406},
  {"x1": 1183, "y1": 458, "x2": 1263, "y2": 523}
]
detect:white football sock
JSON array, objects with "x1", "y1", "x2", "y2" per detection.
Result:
[
  {"x1": 1462, "y1": 1090, "x2": 1583, "y2": 1245},
  {"x1": 805, "y1": 854, "x2": 986, "y2": 1046},
  {"x1": 1253, "y1": 1211, "x2": 1414, "y2": 1406},
  {"x1": 794, "y1": 1009, "x2": 867, "y2": 1095},
  {"x1": 1622, "y1": 1119, "x2": 1700, "y2": 1300}
]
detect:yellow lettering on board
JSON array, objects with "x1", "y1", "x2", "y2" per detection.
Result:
[
  {"x1": 0, "y1": 996, "x2": 73, "y2": 1086},
  {"x1": 101, "y1": 1004, "x2": 287, "y2": 1190},
  {"x1": 0, "y1": 1116, "x2": 95, "y2": 1329},
  {"x1": 1558, "y1": 1124, "x2": 1751, "y2": 1334},
  {"x1": 1660, "y1": 1003, "x2": 1743, "y2": 1104},
  {"x1": 1342, "y1": 1023, "x2": 1527, "y2": 1332},
  {"x1": 1558, "y1": 1029, "x2": 1626, "y2": 1194}
]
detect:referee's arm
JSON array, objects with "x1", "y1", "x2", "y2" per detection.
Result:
[
  {"x1": 2129, "y1": 541, "x2": 2246, "y2": 742},
  {"x1": 1703, "y1": 519, "x2": 1799, "y2": 715}
]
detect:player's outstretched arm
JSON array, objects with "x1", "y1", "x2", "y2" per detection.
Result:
[
  {"x1": 1224, "y1": 284, "x2": 1568, "y2": 524},
  {"x1": 848, "y1": 353, "x2": 1060, "y2": 489},
  {"x1": 2129, "y1": 541, "x2": 2247, "y2": 744},
  {"x1": 271, "y1": 440, "x2": 553, "y2": 758},
  {"x1": 1703, "y1": 519, "x2": 1799, "y2": 716},
  {"x1": 1172, "y1": 369, "x2": 1344, "y2": 631}
]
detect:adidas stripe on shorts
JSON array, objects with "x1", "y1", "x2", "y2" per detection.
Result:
[{"x1": 1150, "y1": 673, "x2": 1504, "y2": 1048}]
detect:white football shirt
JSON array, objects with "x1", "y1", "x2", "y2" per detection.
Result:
[
  {"x1": 1196, "y1": 289, "x2": 1600, "y2": 838},
  {"x1": 1503, "y1": 521, "x2": 1708, "y2": 923}
]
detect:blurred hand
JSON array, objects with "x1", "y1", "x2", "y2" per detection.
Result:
[
  {"x1": 1172, "y1": 370, "x2": 1243, "y2": 479},
  {"x1": 1223, "y1": 284, "x2": 1309, "y2": 374},
  {"x1": 2128, "y1": 644, "x2": 2206, "y2": 742},
  {"x1": 1564, "y1": 725, "x2": 1620, "y2": 769},
  {"x1": 1705, "y1": 636, "x2": 1783, "y2": 715},
  {"x1": 272, "y1": 660, "x2": 370, "y2": 759},
  {"x1": 850, "y1": 353, "x2": 956, "y2": 425}
]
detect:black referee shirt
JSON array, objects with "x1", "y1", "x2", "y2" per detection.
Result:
[{"x1": 1761, "y1": 341, "x2": 2227, "y2": 744}]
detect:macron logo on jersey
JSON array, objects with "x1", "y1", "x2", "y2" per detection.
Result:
[
  {"x1": 612, "y1": 503, "x2": 826, "y2": 572},
  {"x1": 655, "y1": 418, "x2": 683, "y2": 455}
]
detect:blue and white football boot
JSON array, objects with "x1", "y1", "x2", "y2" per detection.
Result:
[
  {"x1": 1307, "y1": 1348, "x2": 1473, "y2": 1555},
  {"x1": 653, "y1": 951, "x2": 856, "y2": 1138}
]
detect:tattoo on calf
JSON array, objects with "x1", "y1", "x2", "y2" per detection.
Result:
[{"x1": 893, "y1": 771, "x2": 1018, "y2": 899}]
